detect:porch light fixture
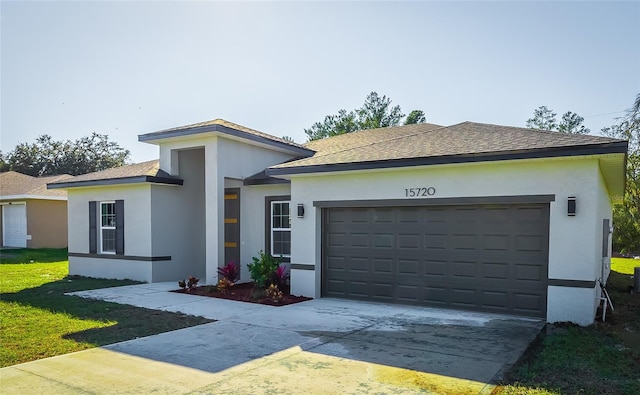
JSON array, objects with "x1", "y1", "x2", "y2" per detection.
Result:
[
  {"x1": 297, "y1": 204, "x2": 305, "y2": 218},
  {"x1": 567, "y1": 196, "x2": 576, "y2": 216}
]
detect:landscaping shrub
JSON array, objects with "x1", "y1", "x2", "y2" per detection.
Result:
[{"x1": 247, "y1": 250, "x2": 280, "y2": 289}]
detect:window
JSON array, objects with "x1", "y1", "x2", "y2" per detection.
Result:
[
  {"x1": 89, "y1": 200, "x2": 124, "y2": 255},
  {"x1": 271, "y1": 201, "x2": 291, "y2": 258},
  {"x1": 100, "y1": 202, "x2": 116, "y2": 253}
]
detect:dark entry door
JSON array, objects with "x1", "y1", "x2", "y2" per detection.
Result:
[{"x1": 224, "y1": 188, "x2": 240, "y2": 266}]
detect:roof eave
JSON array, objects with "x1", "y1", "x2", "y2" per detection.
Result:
[
  {"x1": 266, "y1": 141, "x2": 629, "y2": 177},
  {"x1": 0, "y1": 194, "x2": 67, "y2": 201},
  {"x1": 47, "y1": 175, "x2": 184, "y2": 189},
  {"x1": 138, "y1": 124, "x2": 315, "y2": 157}
]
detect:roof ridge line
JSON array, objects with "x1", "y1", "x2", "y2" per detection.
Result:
[{"x1": 304, "y1": 124, "x2": 449, "y2": 161}]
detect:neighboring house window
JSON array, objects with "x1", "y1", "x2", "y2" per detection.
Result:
[
  {"x1": 89, "y1": 200, "x2": 124, "y2": 255},
  {"x1": 100, "y1": 202, "x2": 116, "y2": 253},
  {"x1": 271, "y1": 201, "x2": 291, "y2": 258}
]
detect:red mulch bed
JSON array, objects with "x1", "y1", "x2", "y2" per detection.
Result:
[{"x1": 171, "y1": 282, "x2": 312, "y2": 306}]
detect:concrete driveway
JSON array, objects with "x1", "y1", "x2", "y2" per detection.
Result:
[{"x1": 1, "y1": 283, "x2": 544, "y2": 394}]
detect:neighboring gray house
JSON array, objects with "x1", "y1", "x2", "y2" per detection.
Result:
[{"x1": 49, "y1": 119, "x2": 628, "y2": 325}]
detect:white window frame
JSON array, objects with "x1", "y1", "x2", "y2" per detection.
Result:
[
  {"x1": 100, "y1": 201, "x2": 116, "y2": 254},
  {"x1": 270, "y1": 200, "x2": 291, "y2": 258}
]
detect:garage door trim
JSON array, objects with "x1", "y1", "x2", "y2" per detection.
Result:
[
  {"x1": 314, "y1": 194, "x2": 555, "y2": 208},
  {"x1": 321, "y1": 201, "x2": 550, "y2": 318}
]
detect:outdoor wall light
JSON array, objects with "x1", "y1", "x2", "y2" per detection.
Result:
[
  {"x1": 567, "y1": 196, "x2": 576, "y2": 216},
  {"x1": 297, "y1": 204, "x2": 305, "y2": 218}
]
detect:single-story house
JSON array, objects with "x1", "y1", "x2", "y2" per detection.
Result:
[
  {"x1": 48, "y1": 119, "x2": 628, "y2": 325},
  {"x1": 1, "y1": 171, "x2": 72, "y2": 248}
]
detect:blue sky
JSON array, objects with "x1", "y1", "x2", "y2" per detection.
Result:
[{"x1": 2, "y1": 1, "x2": 639, "y2": 163}]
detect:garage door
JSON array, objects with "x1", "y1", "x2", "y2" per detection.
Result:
[
  {"x1": 2, "y1": 204, "x2": 27, "y2": 248},
  {"x1": 322, "y1": 204, "x2": 549, "y2": 317}
]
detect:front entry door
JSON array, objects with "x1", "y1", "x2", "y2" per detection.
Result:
[{"x1": 224, "y1": 188, "x2": 241, "y2": 266}]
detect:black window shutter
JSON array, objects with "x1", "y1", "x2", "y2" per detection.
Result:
[
  {"x1": 89, "y1": 201, "x2": 97, "y2": 254},
  {"x1": 115, "y1": 200, "x2": 125, "y2": 255}
]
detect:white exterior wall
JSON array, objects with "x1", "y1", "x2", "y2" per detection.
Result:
[
  {"x1": 157, "y1": 136, "x2": 298, "y2": 285},
  {"x1": 237, "y1": 183, "x2": 291, "y2": 282},
  {"x1": 150, "y1": 148, "x2": 206, "y2": 282},
  {"x1": 289, "y1": 156, "x2": 611, "y2": 325},
  {"x1": 67, "y1": 184, "x2": 153, "y2": 282}
]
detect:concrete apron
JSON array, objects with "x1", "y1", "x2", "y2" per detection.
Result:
[{"x1": 1, "y1": 284, "x2": 544, "y2": 395}]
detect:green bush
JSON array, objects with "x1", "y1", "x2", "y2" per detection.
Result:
[{"x1": 247, "y1": 250, "x2": 280, "y2": 289}]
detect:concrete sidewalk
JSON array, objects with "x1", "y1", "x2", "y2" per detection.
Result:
[{"x1": 1, "y1": 283, "x2": 544, "y2": 394}]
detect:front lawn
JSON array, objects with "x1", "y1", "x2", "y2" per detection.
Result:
[
  {"x1": 611, "y1": 257, "x2": 639, "y2": 275},
  {"x1": 496, "y1": 266, "x2": 640, "y2": 395},
  {"x1": 0, "y1": 248, "x2": 212, "y2": 367}
]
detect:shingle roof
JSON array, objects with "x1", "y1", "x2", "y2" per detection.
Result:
[
  {"x1": 268, "y1": 121, "x2": 627, "y2": 173},
  {"x1": 138, "y1": 118, "x2": 314, "y2": 156},
  {"x1": 1, "y1": 172, "x2": 71, "y2": 198},
  {"x1": 47, "y1": 160, "x2": 183, "y2": 189}
]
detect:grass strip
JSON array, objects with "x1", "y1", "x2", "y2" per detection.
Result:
[{"x1": 1, "y1": 250, "x2": 212, "y2": 367}]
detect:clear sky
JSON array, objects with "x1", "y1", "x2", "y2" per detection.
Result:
[{"x1": 2, "y1": 1, "x2": 639, "y2": 163}]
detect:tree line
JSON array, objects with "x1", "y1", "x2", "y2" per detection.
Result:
[{"x1": 0, "y1": 133, "x2": 130, "y2": 177}]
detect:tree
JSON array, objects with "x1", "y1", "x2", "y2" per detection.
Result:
[
  {"x1": 356, "y1": 92, "x2": 405, "y2": 130},
  {"x1": 304, "y1": 109, "x2": 360, "y2": 141},
  {"x1": 3, "y1": 133, "x2": 130, "y2": 177},
  {"x1": 281, "y1": 136, "x2": 295, "y2": 143},
  {"x1": 304, "y1": 92, "x2": 425, "y2": 141},
  {"x1": 526, "y1": 106, "x2": 558, "y2": 131},
  {"x1": 0, "y1": 151, "x2": 7, "y2": 172},
  {"x1": 558, "y1": 112, "x2": 590, "y2": 134},
  {"x1": 602, "y1": 93, "x2": 640, "y2": 253},
  {"x1": 404, "y1": 110, "x2": 426, "y2": 125},
  {"x1": 526, "y1": 106, "x2": 590, "y2": 134}
]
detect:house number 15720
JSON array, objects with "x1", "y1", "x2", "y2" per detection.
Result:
[{"x1": 405, "y1": 187, "x2": 436, "y2": 197}]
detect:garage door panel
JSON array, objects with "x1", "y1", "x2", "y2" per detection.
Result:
[
  {"x1": 484, "y1": 234, "x2": 510, "y2": 251},
  {"x1": 514, "y1": 264, "x2": 546, "y2": 282},
  {"x1": 516, "y1": 206, "x2": 545, "y2": 221},
  {"x1": 398, "y1": 207, "x2": 421, "y2": 222},
  {"x1": 372, "y1": 208, "x2": 394, "y2": 223},
  {"x1": 398, "y1": 259, "x2": 420, "y2": 275},
  {"x1": 451, "y1": 261, "x2": 477, "y2": 278},
  {"x1": 424, "y1": 260, "x2": 448, "y2": 276},
  {"x1": 482, "y1": 262, "x2": 510, "y2": 280},
  {"x1": 322, "y1": 204, "x2": 549, "y2": 318},
  {"x1": 481, "y1": 290, "x2": 509, "y2": 309},
  {"x1": 326, "y1": 255, "x2": 347, "y2": 270},
  {"x1": 372, "y1": 233, "x2": 394, "y2": 248},
  {"x1": 512, "y1": 293, "x2": 545, "y2": 313},
  {"x1": 425, "y1": 234, "x2": 447, "y2": 249},
  {"x1": 451, "y1": 288, "x2": 477, "y2": 307},
  {"x1": 515, "y1": 235, "x2": 545, "y2": 252},
  {"x1": 451, "y1": 234, "x2": 478, "y2": 250},
  {"x1": 372, "y1": 259, "x2": 393, "y2": 274}
]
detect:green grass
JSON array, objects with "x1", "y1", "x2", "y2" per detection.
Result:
[
  {"x1": 0, "y1": 247, "x2": 68, "y2": 264},
  {"x1": 611, "y1": 257, "x2": 639, "y2": 275},
  {"x1": 496, "y1": 268, "x2": 640, "y2": 395},
  {"x1": 0, "y1": 249, "x2": 212, "y2": 367}
]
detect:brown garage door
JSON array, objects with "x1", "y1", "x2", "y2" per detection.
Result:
[{"x1": 322, "y1": 204, "x2": 549, "y2": 317}]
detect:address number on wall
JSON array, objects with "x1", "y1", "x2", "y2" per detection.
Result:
[{"x1": 404, "y1": 187, "x2": 436, "y2": 197}]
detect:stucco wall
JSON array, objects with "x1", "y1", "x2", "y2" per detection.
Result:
[
  {"x1": 150, "y1": 148, "x2": 206, "y2": 282},
  {"x1": 68, "y1": 256, "x2": 152, "y2": 282},
  {"x1": 237, "y1": 183, "x2": 291, "y2": 282},
  {"x1": 156, "y1": 135, "x2": 299, "y2": 285},
  {"x1": 26, "y1": 199, "x2": 68, "y2": 248},
  {"x1": 288, "y1": 156, "x2": 611, "y2": 325},
  {"x1": 67, "y1": 184, "x2": 153, "y2": 281}
]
